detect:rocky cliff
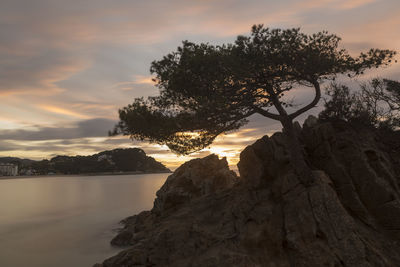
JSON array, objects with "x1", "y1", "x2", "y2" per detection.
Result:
[{"x1": 94, "y1": 116, "x2": 400, "y2": 267}]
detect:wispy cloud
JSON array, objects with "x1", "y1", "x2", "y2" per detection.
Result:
[
  {"x1": 0, "y1": 118, "x2": 116, "y2": 141},
  {"x1": 134, "y1": 75, "x2": 155, "y2": 85},
  {"x1": 301, "y1": 0, "x2": 379, "y2": 10},
  {"x1": 38, "y1": 105, "x2": 90, "y2": 119},
  {"x1": 338, "y1": 0, "x2": 379, "y2": 10},
  {"x1": 113, "y1": 75, "x2": 155, "y2": 91}
]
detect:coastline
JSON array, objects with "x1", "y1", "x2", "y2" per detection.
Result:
[{"x1": 0, "y1": 170, "x2": 172, "y2": 181}]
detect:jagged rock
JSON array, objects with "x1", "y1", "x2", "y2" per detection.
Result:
[
  {"x1": 95, "y1": 121, "x2": 400, "y2": 267},
  {"x1": 153, "y1": 154, "x2": 238, "y2": 215},
  {"x1": 109, "y1": 155, "x2": 238, "y2": 247}
]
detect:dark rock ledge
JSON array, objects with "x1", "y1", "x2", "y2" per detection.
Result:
[{"x1": 94, "y1": 116, "x2": 400, "y2": 267}]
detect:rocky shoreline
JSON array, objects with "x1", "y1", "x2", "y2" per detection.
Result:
[{"x1": 94, "y1": 116, "x2": 400, "y2": 266}]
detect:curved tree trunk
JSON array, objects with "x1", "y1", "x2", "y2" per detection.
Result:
[{"x1": 257, "y1": 81, "x2": 321, "y2": 185}]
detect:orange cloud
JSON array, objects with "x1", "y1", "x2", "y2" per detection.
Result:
[
  {"x1": 112, "y1": 75, "x2": 156, "y2": 92},
  {"x1": 338, "y1": 0, "x2": 378, "y2": 9},
  {"x1": 301, "y1": 0, "x2": 379, "y2": 10},
  {"x1": 38, "y1": 105, "x2": 90, "y2": 119},
  {"x1": 0, "y1": 57, "x2": 89, "y2": 97},
  {"x1": 134, "y1": 75, "x2": 155, "y2": 85},
  {"x1": 113, "y1": 81, "x2": 137, "y2": 91}
]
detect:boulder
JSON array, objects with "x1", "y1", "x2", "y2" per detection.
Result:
[
  {"x1": 109, "y1": 155, "x2": 238, "y2": 247},
  {"x1": 153, "y1": 154, "x2": 238, "y2": 215}
]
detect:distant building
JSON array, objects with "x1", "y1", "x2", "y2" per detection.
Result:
[{"x1": 0, "y1": 163, "x2": 18, "y2": 176}]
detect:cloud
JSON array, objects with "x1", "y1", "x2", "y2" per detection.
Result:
[
  {"x1": 0, "y1": 114, "x2": 282, "y2": 169},
  {"x1": 113, "y1": 75, "x2": 156, "y2": 91},
  {"x1": 1, "y1": 0, "x2": 396, "y2": 101},
  {"x1": 0, "y1": 49, "x2": 89, "y2": 96},
  {"x1": 38, "y1": 105, "x2": 91, "y2": 119},
  {"x1": 0, "y1": 118, "x2": 116, "y2": 141},
  {"x1": 300, "y1": 0, "x2": 379, "y2": 10},
  {"x1": 133, "y1": 75, "x2": 155, "y2": 85},
  {"x1": 338, "y1": 0, "x2": 379, "y2": 10}
]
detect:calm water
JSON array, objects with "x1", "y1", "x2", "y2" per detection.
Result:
[{"x1": 0, "y1": 173, "x2": 168, "y2": 267}]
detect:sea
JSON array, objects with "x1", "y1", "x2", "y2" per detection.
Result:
[{"x1": 0, "y1": 173, "x2": 169, "y2": 267}]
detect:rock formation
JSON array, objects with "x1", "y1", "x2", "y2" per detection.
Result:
[{"x1": 94, "y1": 116, "x2": 400, "y2": 267}]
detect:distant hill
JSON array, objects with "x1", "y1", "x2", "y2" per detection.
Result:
[
  {"x1": 0, "y1": 148, "x2": 170, "y2": 175},
  {"x1": 0, "y1": 157, "x2": 36, "y2": 166}
]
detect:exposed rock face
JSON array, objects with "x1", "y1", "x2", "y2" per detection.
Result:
[
  {"x1": 95, "y1": 117, "x2": 400, "y2": 267},
  {"x1": 152, "y1": 154, "x2": 238, "y2": 216},
  {"x1": 110, "y1": 155, "x2": 238, "y2": 247}
]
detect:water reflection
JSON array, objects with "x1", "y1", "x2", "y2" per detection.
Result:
[{"x1": 0, "y1": 174, "x2": 168, "y2": 267}]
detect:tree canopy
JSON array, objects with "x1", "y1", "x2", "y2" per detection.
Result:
[
  {"x1": 320, "y1": 78, "x2": 400, "y2": 129},
  {"x1": 112, "y1": 25, "x2": 396, "y2": 155}
]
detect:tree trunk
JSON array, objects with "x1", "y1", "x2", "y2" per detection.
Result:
[
  {"x1": 280, "y1": 116, "x2": 314, "y2": 185},
  {"x1": 262, "y1": 85, "x2": 316, "y2": 185}
]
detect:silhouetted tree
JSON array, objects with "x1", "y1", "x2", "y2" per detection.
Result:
[
  {"x1": 113, "y1": 25, "x2": 395, "y2": 184},
  {"x1": 320, "y1": 79, "x2": 400, "y2": 129}
]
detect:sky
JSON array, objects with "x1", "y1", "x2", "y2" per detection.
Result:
[{"x1": 1, "y1": 0, "x2": 399, "y2": 170}]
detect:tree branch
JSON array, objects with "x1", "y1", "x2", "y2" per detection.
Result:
[
  {"x1": 289, "y1": 80, "x2": 321, "y2": 119},
  {"x1": 253, "y1": 106, "x2": 281, "y2": 120}
]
